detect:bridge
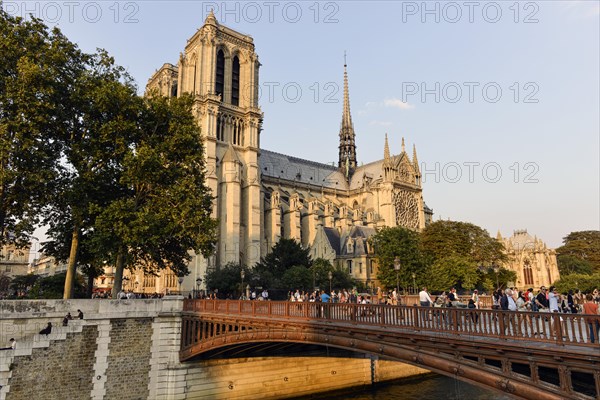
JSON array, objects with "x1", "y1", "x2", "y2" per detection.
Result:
[{"x1": 181, "y1": 300, "x2": 600, "y2": 400}]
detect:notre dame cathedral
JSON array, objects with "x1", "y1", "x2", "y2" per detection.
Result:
[{"x1": 146, "y1": 12, "x2": 433, "y2": 290}]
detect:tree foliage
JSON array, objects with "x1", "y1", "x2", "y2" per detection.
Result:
[
  {"x1": 9, "y1": 274, "x2": 38, "y2": 294},
  {"x1": 41, "y1": 49, "x2": 141, "y2": 298},
  {"x1": 0, "y1": 11, "x2": 85, "y2": 247},
  {"x1": 421, "y1": 220, "x2": 507, "y2": 266},
  {"x1": 205, "y1": 263, "x2": 252, "y2": 298},
  {"x1": 254, "y1": 238, "x2": 312, "y2": 289},
  {"x1": 309, "y1": 258, "x2": 355, "y2": 292},
  {"x1": 556, "y1": 231, "x2": 600, "y2": 274},
  {"x1": 92, "y1": 94, "x2": 217, "y2": 297},
  {"x1": 3, "y1": 11, "x2": 219, "y2": 299},
  {"x1": 557, "y1": 254, "x2": 593, "y2": 276},
  {"x1": 553, "y1": 273, "x2": 600, "y2": 294},
  {"x1": 371, "y1": 226, "x2": 424, "y2": 290},
  {"x1": 29, "y1": 272, "x2": 86, "y2": 299}
]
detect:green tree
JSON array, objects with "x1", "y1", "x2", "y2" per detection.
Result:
[
  {"x1": 41, "y1": 50, "x2": 140, "y2": 299},
  {"x1": 0, "y1": 272, "x2": 10, "y2": 294},
  {"x1": 556, "y1": 231, "x2": 600, "y2": 273},
  {"x1": 309, "y1": 258, "x2": 355, "y2": 292},
  {"x1": 370, "y1": 226, "x2": 424, "y2": 291},
  {"x1": 205, "y1": 263, "x2": 254, "y2": 298},
  {"x1": 281, "y1": 265, "x2": 312, "y2": 292},
  {"x1": 254, "y1": 238, "x2": 312, "y2": 290},
  {"x1": 421, "y1": 220, "x2": 507, "y2": 267},
  {"x1": 426, "y1": 256, "x2": 479, "y2": 292},
  {"x1": 0, "y1": 11, "x2": 85, "y2": 247},
  {"x1": 557, "y1": 254, "x2": 593, "y2": 276},
  {"x1": 485, "y1": 266, "x2": 517, "y2": 291},
  {"x1": 554, "y1": 273, "x2": 600, "y2": 294},
  {"x1": 93, "y1": 94, "x2": 217, "y2": 298},
  {"x1": 29, "y1": 272, "x2": 86, "y2": 299},
  {"x1": 9, "y1": 274, "x2": 38, "y2": 296}
]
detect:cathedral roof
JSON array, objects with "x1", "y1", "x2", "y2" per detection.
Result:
[
  {"x1": 349, "y1": 159, "x2": 385, "y2": 189},
  {"x1": 323, "y1": 227, "x2": 341, "y2": 256},
  {"x1": 260, "y1": 149, "x2": 348, "y2": 190},
  {"x1": 506, "y1": 230, "x2": 536, "y2": 250}
]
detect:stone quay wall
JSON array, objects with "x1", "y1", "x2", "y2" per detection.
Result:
[{"x1": 0, "y1": 299, "x2": 427, "y2": 399}]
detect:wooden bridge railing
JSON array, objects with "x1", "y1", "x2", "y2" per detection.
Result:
[{"x1": 183, "y1": 299, "x2": 600, "y2": 348}]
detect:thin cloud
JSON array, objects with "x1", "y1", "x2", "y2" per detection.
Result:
[{"x1": 383, "y1": 98, "x2": 415, "y2": 110}]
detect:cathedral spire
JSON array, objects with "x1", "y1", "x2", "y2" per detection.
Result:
[
  {"x1": 401, "y1": 137, "x2": 406, "y2": 153},
  {"x1": 412, "y1": 143, "x2": 420, "y2": 175},
  {"x1": 338, "y1": 52, "x2": 357, "y2": 175},
  {"x1": 205, "y1": 9, "x2": 218, "y2": 26},
  {"x1": 384, "y1": 133, "x2": 390, "y2": 160}
]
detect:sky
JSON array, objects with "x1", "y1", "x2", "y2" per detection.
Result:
[{"x1": 5, "y1": 0, "x2": 599, "y2": 251}]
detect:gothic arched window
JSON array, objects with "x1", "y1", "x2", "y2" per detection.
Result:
[
  {"x1": 215, "y1": 50, "x2": 225, "y2": 98},
  {"x1": 232, "y1": 56, "x2": 240, "y2": 106},
  {"x1": 216, "y1": 116, "x2": 224, "y2": 141},
  {"x1": 523, "y1": 260, "x2": 533, "y2": 286}
]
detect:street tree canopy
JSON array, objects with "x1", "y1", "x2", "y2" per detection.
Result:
[
  {"x1": 2, "y1": 13, "x2": 218, "y2": 298},
  {"x1": 421, "y1": 220, "x2": 507, "y2": 267},
  {"x1": 0, "y1": 11, "x2": 85, "y2": 248},
  {"x1": 92, "y1": 94, "x2": 218, "y2": 297},
  {"x1": 254, "y1": 238, "x2": 312, "y2": 289},
  {"x1": 556, "y1": 231, "x2": 600, "y2": 273},
  {"x1": 371, "y1": 226, "x2": 424, "y2": 291}
]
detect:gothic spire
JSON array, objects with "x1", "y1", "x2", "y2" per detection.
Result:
[
  {"x1": 338, "y1": 53, "x2": 357, "y2": 175},
  {"x1": 412, "y1": 143, "x2": 420, "y2": 175},
  {"x1": 205, "y1": 9, "x2": 218, "y2": 26},
  {"x1": 401, "y1": 137, "x2": 406, "y2": 153},
  {"x1": 384, "y1": 133, "x2": 390, "y2": 161}
]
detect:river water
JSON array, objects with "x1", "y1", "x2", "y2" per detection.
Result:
[{"x1": 297, "y1": 373, "x2": 511, "y2": 399}]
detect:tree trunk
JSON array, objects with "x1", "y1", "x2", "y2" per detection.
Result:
[
  {"x1": 63, "y1": 228, "x2": 80, "y2": 299},
  {"x1": 86, "y1": 268, "x2": 96, "y2": 298},
  {"x1": 112, "y1": 248, "x2": 125, "y2": 299}
]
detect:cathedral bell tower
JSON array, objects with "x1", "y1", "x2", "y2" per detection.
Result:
[
  {"x1": 338, "y1": 55, "x2": 357, "y2": 179},
  {"x1": 178, "y1": 11, "x2": 263, "y2": 268}
]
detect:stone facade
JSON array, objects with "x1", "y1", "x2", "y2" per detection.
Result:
[
  {"x1": 144, "y1": 13, "x2": 433, "y2": 292},
  {"x1": 0, "y1": 299, "x2": 427, "y2": 400},
  {"x1": 0, "y1": 243, "x2": 30, "y2": 279},
  {"x1": 498, "y1": 229, "x2": 560, "y2": 290}
]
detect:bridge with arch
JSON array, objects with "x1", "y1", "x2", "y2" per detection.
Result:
[{"x1": 181, "y1": 299, "x2": 600, "y2": 400}]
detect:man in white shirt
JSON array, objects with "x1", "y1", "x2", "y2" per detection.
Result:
[
  {"x1": 419, "y1": 287, "x2": 433, "y2": 307},
  {"x1": 506, "y1": 289, "x2": 517, "y2": 311},
  {"x1": 548, "y1": 286, "x2": 561, "y2": 312}
]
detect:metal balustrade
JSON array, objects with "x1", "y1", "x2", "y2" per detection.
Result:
[{"x1": 183, "y1": 299, "x2": 600, "y2": 348}]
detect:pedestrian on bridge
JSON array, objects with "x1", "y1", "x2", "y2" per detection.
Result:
[
  {"x1": 419, "y1": 287, "x2": 433, "y2": 307},
  {"x1": 583, "y1": 294, "x2": 600, "y2": 343}
]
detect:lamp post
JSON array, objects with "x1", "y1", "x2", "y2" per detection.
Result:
[
  {"x1": 177, "y1": 276, "x2": 184, "y2": 295},
  {"x1": 196, "y1": 278, "x2": 202, "y2": 298},
  {"x1": 492, "y1": 264, "x2": 500, "y2": 289},
  {"x1": 411, "y1": 272, "x2": 416, "y2": 294},
  {"x1": 328, "y1": 271, "x2": 333, "y2": 294},
  {"x1": 394, "y1": 257, "x2": 401, "y2": 295},
  {"x1": 240, "y1": 269, "x2": 245, "y2": 299}
]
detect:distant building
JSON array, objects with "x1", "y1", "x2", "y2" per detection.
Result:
[
  {"x1": 28, "y1": 254, "x2": 68, "y2": 277},
  {"x1": 0, "y1": 243, "x2": 30, "y2": 278},
  {"x1": 498, "y1": 229, "x2": 560, "y2": 290}
]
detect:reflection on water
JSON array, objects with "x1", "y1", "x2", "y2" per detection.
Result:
[{"x1": 295, "y1": 373, "x2": 511, "y2": 400}]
